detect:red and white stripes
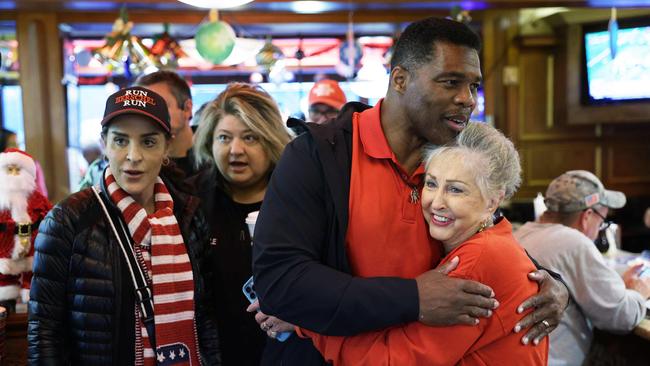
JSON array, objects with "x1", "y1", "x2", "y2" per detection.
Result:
[{"x1": 105, "y1": 169, "x2": 200, "y2": 366}]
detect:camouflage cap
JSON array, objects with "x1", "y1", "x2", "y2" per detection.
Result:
[{"x1": 544, "y1": 170, "x2": 626, "y2": 213}]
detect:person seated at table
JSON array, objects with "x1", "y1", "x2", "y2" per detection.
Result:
[
  {"x1": 298, "y1": 122, "x2": 548, "y2": 365},
  {"x1": 516, "y1": 170, "x2": 650, "y2": 366}
]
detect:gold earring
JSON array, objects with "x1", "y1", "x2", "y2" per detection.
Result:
[
  {"x1": 478, "y1": 220, "x2": 488, "y2": 233},
  {"x1": 162, "y1": 156, "x2": 170, "y2": 166}
]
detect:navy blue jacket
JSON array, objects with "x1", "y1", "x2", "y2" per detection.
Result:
[
  {"x1": 28, "y1": 175, "x2": 221, "y2": 365},
  {"x1": 252, "y1": 102, "x2": 420, "y2": 341}
]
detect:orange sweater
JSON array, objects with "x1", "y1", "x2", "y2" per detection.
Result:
[{"x1": 301, "y1": 219, "x2": 549, "y2": 366}]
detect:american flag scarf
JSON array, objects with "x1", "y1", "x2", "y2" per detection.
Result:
[{"x1": 105, "y1": 168, "x2": 201, "y2": 366}]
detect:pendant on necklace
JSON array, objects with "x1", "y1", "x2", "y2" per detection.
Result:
[{"x1": 410, "y1": 188, "x2": 419, "y2": 204}]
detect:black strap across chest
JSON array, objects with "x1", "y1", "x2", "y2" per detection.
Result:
[{"x1": 91, "y1": 186, "x2": 157, "y2": 348}]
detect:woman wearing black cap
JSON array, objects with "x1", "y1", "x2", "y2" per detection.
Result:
[{"x1": 27, "y1": 86, "x2": 221, "y2": 365}]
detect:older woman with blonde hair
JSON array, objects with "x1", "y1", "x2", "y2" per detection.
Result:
[
  {"x1": 301, "y1": 122, "x2": 549, "y2": 365},
  {"x1": 191, "y1": 82, "x2": 298, "y2": 365}
]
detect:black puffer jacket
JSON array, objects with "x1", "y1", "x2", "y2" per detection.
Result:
[{"x1": 27, "y1": 177, "x2": 221, "y2": 365}]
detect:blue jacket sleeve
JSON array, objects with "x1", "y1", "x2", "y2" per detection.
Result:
[{"x1": 252, "y1": 134, "x2": 419, "y2": 337}]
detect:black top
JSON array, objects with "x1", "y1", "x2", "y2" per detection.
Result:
[
  {"x1": 207, "y1": 188, "x2": 265, "y2": 366},
  {"x1": 189, "y1": 167, "x2": 325, "y2": 366},
  {"x1": 171, "y1": 154, "x2": 196, "y2": 178}
]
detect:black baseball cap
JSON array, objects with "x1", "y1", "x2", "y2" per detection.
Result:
[{"x1": 101, "y1": 86, "x2": 171, "y2": 135}]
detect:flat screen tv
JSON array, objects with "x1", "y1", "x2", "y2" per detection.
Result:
[{"x1": 582, "y1": 19, "x2": 650, "y2": 105}]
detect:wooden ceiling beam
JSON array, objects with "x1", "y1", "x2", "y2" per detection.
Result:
[{"x1": 55, "y1": 9, "x2": 450, "y2": 24}]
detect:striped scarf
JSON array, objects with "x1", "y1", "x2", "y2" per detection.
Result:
[{"x1": 105, "y1": 168, "x2": 201, "y2": 366}]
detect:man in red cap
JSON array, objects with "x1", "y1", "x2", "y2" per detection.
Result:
[
  {"x1": 0, "y1": 148, "x2": 51, "y2": 313},
  {"x1": 308, "y1": 79, "x2": 347, "y2": 124}
]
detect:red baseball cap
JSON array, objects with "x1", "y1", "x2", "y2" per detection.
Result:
[
  {"x1": 101, "y1": 86, "x2": 171, "y2": 135},
  {"x1": 308, "y1": 79, "x2": 347, "y2": 110}
]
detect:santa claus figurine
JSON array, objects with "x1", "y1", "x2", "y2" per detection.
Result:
[{"x1": 0, "y1": 148, "x2": 51, "y2": 313}]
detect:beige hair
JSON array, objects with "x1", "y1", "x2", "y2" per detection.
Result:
[
  {"x1": 424, "y1": 122, "x2": 522, "y2": 203},
  {"x1": 193, "y1": 82, "x2": 292, "y2": 172}
]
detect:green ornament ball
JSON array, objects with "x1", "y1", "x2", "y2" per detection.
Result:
[{"x1": 195, "y1": 21, "x2": 235, "y2": 65}]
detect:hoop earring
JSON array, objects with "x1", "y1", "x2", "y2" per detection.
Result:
[{"x1": 162, "y1": 156, "x2": 170, "y2": 166}]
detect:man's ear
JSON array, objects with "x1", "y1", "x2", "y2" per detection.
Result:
[
  {"x1": 183, "y1": 99, "x2": 193, "y2": 124},
  {"x1": 390, "y1": 66, "x2": 409, "y2": 95},
  {"x1": 578, "y1": 210, "x2": 591, "y2": 233}
]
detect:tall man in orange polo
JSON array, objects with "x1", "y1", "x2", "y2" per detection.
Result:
[{"x1": 253, "y1": 17, "x2": 569, "y2": 365}]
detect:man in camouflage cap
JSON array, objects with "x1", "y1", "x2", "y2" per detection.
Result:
[
  {"x1": 544, "y1": 170, "x2": 626, "y2": 216},
  {"x1": 515, "y1": 170, "x2": 649, "y2": 366}
]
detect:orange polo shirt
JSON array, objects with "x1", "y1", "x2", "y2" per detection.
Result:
[
  {"x1": 346, "y1": 100, "x2": 441, "y2": 278},
  {"x1": 303, "y1": 219, "x2": 548, "y2": 366}
]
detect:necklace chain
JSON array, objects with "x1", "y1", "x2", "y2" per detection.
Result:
[{"x1": 389, "y1": 161, "x2": 420, "y2": 204}]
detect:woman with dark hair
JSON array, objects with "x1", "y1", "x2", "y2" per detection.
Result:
[{"x1": 28, "y1": 86, "x2": 221, "y2": 365}]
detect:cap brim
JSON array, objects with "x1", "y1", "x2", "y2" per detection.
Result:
[
  {"x1": 602, "y1": 189, "x2": 626, "y2": 209},
  {"x1": 310, "y1": 97, "x2": 345, "y2": 110},
  {"x1": 101, "y1": 109, "x2": 170, "y2": 135}
]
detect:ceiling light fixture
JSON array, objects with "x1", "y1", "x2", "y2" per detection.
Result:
[
  {"x1": 291, "y1": 1, "x2": 333, "y2": 14},
  {"x1": 178, "y1": 0, "x2": 254, "y2": 9}
]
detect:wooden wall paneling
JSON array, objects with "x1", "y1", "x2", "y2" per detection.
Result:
[
  {"x1": 492, "y1": 16, "x2": 650, "y2": 200},
  {"x1": 16, "y1": 12, "x2": 69, "y2": 203},
  {"x1": 518, "y1": 48, "x2": 549, "y2": 137},
  {"x1": 502, "y1": 11, "x2": 521, "y2": 142},
  {"x1": 604, "y1": 143, "x2": 650, "y2": 184},
  {"x1": 481, "y1": 12, "x2": 497, "y2": 125},
  {"x1": 482, "y1": 11, "x2": 506, "y2": 130},
  {"x1": 517, "y1": 41, "x2": 594, "y2": 140},
  {"x1": 601, "y1": 123, "x2": 650, "y2": 137},
  {"x1": 513, "y1": 33, "x2": 600, "y2": 199},
  {"x1": 518, "y1": 141, "x2": 599, "y2": 197},
  {"x1": 477, "y1": 10, "x2": 520, "y2": 137}
]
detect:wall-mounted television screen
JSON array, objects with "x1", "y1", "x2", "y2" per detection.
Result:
[{"x1": 583, "y1": 21, "x2": 650, "y2": 104}]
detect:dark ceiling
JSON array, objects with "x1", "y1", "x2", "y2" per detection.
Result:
[
  {"x1": 2, "y1": 1, "x2": 650, "y2": 38},
  {"x1": 4, "y1": 0, "x2": 650, "y2": 12}
]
